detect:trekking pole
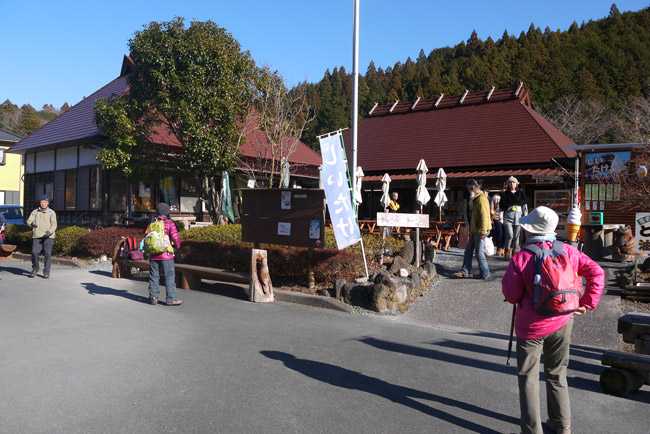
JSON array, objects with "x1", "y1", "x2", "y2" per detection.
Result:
[{"x1": 506, "y1": 304, "x2": 516, "y2": 365}]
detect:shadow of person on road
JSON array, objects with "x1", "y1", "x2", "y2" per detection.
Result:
[
  {"x1": 81, "y1": 282, "x2": 149, "y2": 304},
  {"x1": 357, "y1": 336, "x2": 646, "y2": 399},
  {"x1": 0, "y1": 266, "x2": 32, "y2": 276},
  {"x1": 261, "y1": 350, "x2": 518, "y2": 433}
]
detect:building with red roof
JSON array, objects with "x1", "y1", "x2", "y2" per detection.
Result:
[
  {"x1": 343, "y1": 84, "x2": 578, "y2": 227},
  {"x1": 9, "y1": 56, "x2": 321, "y2": 224}
]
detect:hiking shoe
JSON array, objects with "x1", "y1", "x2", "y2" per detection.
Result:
[
  {"x1": 453, "y1": 272, "x2": 470, "y2": 278},
  {"x1": 43, "y1": 272, "x2": 50, "y2": 279},
  {"x1": 149, "y1": 296, "x2": 158, "y2": 305},
  {"x1": 29, "y1": 269, "x2": 37, "y2": 278},
  {"x1": 473, "y1": 274, "x2": 492, "y2": 281}
]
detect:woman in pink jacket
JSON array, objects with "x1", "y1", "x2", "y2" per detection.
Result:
[
  {"x1": 147, "y1": 203, "x2": 182, "y2": 306},
  {"x1": 502, "y1": 206, "x2": 604, "y2": 434}
]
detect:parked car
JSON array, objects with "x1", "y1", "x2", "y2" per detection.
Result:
[{"x1": 0, "y1": 205, "x2": 24, "y2": 225}]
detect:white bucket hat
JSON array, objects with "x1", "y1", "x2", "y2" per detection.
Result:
[{"x1": 519, "y1": 206, "x2": 559, "y2": 236}]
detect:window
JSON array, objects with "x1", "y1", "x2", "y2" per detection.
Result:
[
  {"x1": 133, "y1": 182, "x2": 154, "y2": 212},
  {"x1": 35, "y1": 181, "x2": 54, "y2": 202},
  {"x1": 109, "y1": 172, "x2": 126, "y2": 211},
  {"x1": 65, "y1": 169, "x2": 77, "y2": 209},
  {"x1": 89, "y1": 167, "x2": 102, "y2": 210},
  {"x1": 0, "y1": 148, "x2": 5, "y2": 165}
]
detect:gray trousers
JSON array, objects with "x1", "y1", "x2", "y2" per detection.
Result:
[
  {"x1": 504, "y1": 223, "x2": 521, "y2": 250},
  {"x1": 32, "y1": 238, "x2": 54, "y2": 273},
  {"x1": 517, "y1": 317, "x2": 573, "y2": 434}
]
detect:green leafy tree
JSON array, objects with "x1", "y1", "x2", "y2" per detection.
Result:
[
  {"x1": 17, "y1": 104, "x2": 41, "y2": 135},
  {"x1": 94, "y1": 18, "x2": 258, "y2": 223}
]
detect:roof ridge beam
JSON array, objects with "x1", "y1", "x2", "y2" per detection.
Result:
[
  {"x1": 486, "y1": 85, "x2": 495, "y2": 101},
  {"x1": 410, "y1": 96, "x2": 421, "y2": 110},
  {"x1": 459, "y1": 89, "x2": 469, "y2": 104},
  {"x1": 515, "y1": 81, "x2": 524, "y2": 97},
  {"x1": 388, "y1": 100, "x2": 399, "y2": 113},
  {"x1": 368, "y1": 102, "x2": 378, "y2": 115},
  {"x1": 434, "y1": 93, "x2": 444, "y2": 108}
]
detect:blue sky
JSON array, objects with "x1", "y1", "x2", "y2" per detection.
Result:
[{"x1": 1, "y1": 0, "x2": 648, "y2": 110}]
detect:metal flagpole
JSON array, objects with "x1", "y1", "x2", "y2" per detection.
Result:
[{"x1": 351, "y1": 0, "x2": 359, "y2": 207}]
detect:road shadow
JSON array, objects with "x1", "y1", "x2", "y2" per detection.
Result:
[
  {"x1": 356, "y1": 336, "x2": 640, "y2": 398},
  {"x1": 0, "y1": 266, "x2": 31, "y2": 276},
  {"x1": 88, "y1": 270, "x2": 113, "y2": 278},
  {"x1": 261, "y1": 350, "x2": 518, "y2": 432},
  {"x1": 81, "y1": 282, "x2": 149, "y2": 304}
]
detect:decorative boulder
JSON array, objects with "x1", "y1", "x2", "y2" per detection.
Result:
[
  {"x1": 334, "y1": 279, "x2": 346, "y2": 299},
  {"x1": 371, "y1": 281, "x2": 400, "y2": 313},
  {"x1": 342, "y1": 283, "x2": 370, "y2": 307},
  {"x1": 390, "y1": 256, "x2": 410, "y2": 275}
]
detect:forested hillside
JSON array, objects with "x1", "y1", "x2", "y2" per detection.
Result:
[
  {"x1": 0, "y1": 100, "x2": 70, "y2": 137},
  {"x1": 302, "y1": 4, "x2": 650, "y2": 148}
]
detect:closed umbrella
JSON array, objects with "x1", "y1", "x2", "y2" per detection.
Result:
[
  {"x1": 380, "y1": 173, "x2": 391, "y2": 210},
  {"x1": 353, "y1": 166, "x2": 364, "y2": 206},
  {"x1": 415, "y1": 159, "x2": 431, "y2": 206},
  {"x1": 415, "y1": 159, "x2": 430, "y2": 267},
  {"x1": 434, "y1": 168, "x2": 448, "y2": 221}
]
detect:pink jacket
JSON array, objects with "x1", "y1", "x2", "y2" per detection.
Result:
[
  {"x1": 148, "y1": 217, "x2": 181, "y2": 261},
  {"x1": 502, "y1": 241, "x2": 604, "y2": 339}
]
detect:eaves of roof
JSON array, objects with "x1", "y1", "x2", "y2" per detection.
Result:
[{"x1": 9, "y1": 76, "x2": 129, "y2": 153}]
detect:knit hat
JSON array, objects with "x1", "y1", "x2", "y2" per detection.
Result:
[
  {"x1": 40, "y1": 195, "x2": 50, "y2": 202},
  {"x1": 506, "y1": 176, "x2": 519, "y2": 184},
  {"x1": 156, "y1": 202, "x2": 170, "y2": 216},
  {"x1": 519, "y1": 206, "x2": 558, "y2": 236}
]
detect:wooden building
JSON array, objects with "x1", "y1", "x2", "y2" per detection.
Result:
[{"x1": 8, "y1": 56, "x2": 321, "y2": 225}]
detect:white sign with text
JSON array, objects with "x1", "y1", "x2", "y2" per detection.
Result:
[{"x1": 377, "y1": 212, "x2": 429, "y2": 228}]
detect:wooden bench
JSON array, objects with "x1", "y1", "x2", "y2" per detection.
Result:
[
  {"x1": 174, "y1": 263, "x2": 249, "y2": 290},
  {"x1": 113, "y1": 259, "x2": 250, "y2": 291},
  {"x1": 600, "y1": 312, "x2": 650, "y2": 396}
]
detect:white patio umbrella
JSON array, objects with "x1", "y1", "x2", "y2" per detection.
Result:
[
  {"x1": 415, "y1": 159, "x2": 430, "y2": 267},
  {"x1": 415, "y1": 159, "x2": 431, "y2": 206},
  {"x1": 380, "y1": 173, "x2": 392, "y2": 240},
  {"x1": 380, "y1": 173, "x2": 391, "y2": 210},
  {"x1": 353, "y1": 166, "x2": 365, "y2": 206},
  {"x1": 434, "y1": 168, "x2": 448, "y2": 221}
]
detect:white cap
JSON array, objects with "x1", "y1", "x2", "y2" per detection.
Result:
[{"x1": 519, "y1": 206, "x2": 559, "y2": 236}]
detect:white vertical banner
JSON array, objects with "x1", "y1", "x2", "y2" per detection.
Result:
[
  {"x1": 635, "y1": 213, "x2": 650, "y2": 253},
  {"x1": 319, "y1": 133, "x2": 361, "y2": 250}
]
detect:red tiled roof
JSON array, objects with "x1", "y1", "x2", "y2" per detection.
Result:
[
  {"x1": 363, "y1": 167, "x2": 564, "y2": 182},
  {"x1": 10, "y1": 76, "x2": 129, "y2": 152},
  {"x1": 343, "y1": 86, "x2": 575, "y2": 173}
]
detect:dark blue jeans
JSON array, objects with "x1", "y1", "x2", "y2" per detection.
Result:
[
  {"x1": 148, "y1": 259, "x2": 177, "y2": 303},
  {"x1": 493, "y1": 219, "x2": 504, "y2": 249},
  {"x1": 461, "y1": 233, "x2": 490, "y2": 278}
]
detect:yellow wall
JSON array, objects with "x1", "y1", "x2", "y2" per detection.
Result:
[{"x1": 0, "y1": 145, "x2": 24, "y2": 206}]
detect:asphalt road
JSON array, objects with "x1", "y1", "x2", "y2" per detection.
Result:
[{"x1": 0, "y1": 256, "x2": 648, "y2": 434}]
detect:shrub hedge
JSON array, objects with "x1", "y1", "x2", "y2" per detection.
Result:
[
  {"x1": 3, "y1": 225, "x2": 92, "y2": 256},
  {"x1": 75, "y1": 227, "x2": 146, "y2": 258}
]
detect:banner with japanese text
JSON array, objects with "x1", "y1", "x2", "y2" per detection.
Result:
[
  {"x1": 636, "y1": 212, "x2": 650, "y2": 253},
  {"x1": 319, "y1": 133, "x2": 361, "y2": 250}
]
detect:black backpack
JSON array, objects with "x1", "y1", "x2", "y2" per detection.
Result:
[{"x1": 118, "y1": 236, "x2": 138, "y2": 259}]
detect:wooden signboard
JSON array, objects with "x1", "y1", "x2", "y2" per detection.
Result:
[
  {"x1": 241, "y1": 189, "x2": 325, "y2": 248},
  {"x1": 376, "y1": 212, "x2": 429, "y2": 228}
]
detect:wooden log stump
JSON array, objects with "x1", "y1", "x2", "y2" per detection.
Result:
[
  {"x1": 0, "y1": 244, "x2": 17, "y2": 259},
  {"x1": 600, "y1": 367, "x2": 646, "y2": 396},
  {"x1": 249, "y1": 249, "x2": 273, "y2": 303}
]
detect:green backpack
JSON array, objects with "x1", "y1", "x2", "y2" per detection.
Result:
[{"x1": 143, "y1": 221, "x2": 173, "y2": 255}]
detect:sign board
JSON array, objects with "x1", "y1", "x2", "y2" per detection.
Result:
[
  {"x1": 241, "y1": 189, "x2": 325, "y2": 248},
  {"x1": 636, "y1": 212, "x2": 650, "y2": 253},
  {"x1": 584, "y1": 151, "x2": 632, "y2": 182},
  {"x1": 377, "y1": 212, "x2": 429, "y2": 228}
]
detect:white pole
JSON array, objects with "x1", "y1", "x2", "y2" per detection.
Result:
[{"x1": 351, "y1": 0, "x2": 360, "y2": 208}]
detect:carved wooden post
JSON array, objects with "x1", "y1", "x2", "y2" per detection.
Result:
[
  {"x1": 307, "y1": 247, "x2": 315, "y2": 290},
  {"x1": 250, "y1": 249, "x2": 273, "y2": 303}
]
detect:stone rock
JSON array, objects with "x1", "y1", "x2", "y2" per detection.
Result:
[
  {"x1": 395, "y1": 283, "x2": 408, "y2": 304},
  {"x1": 409, "y1": 272, "x2": 421, "y2": 297},
  {"x1": 370, "y1": 283, "x2": 399, "y2": 313},
  {"x1": 334, "y1": 279, "x2": 346, "y2": 299},
  {"x1": 390, "y1": 256, "x2": 410, "y2": 275},
  {"x1": 422, "y1": 261, "x2": 437, "y2": 279},
  {"x1": 399, "y1": 268, "x2": 409, "y2": 277},
  {"x1": 342, "y1": 283, "x2": 370, "y2": 307},
  {"x1": 316, "y1": 288, "x2": 331, "y2": 297},
  {"x1": 423, "y1": 243, "x2": 436, "y2": 262}
]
